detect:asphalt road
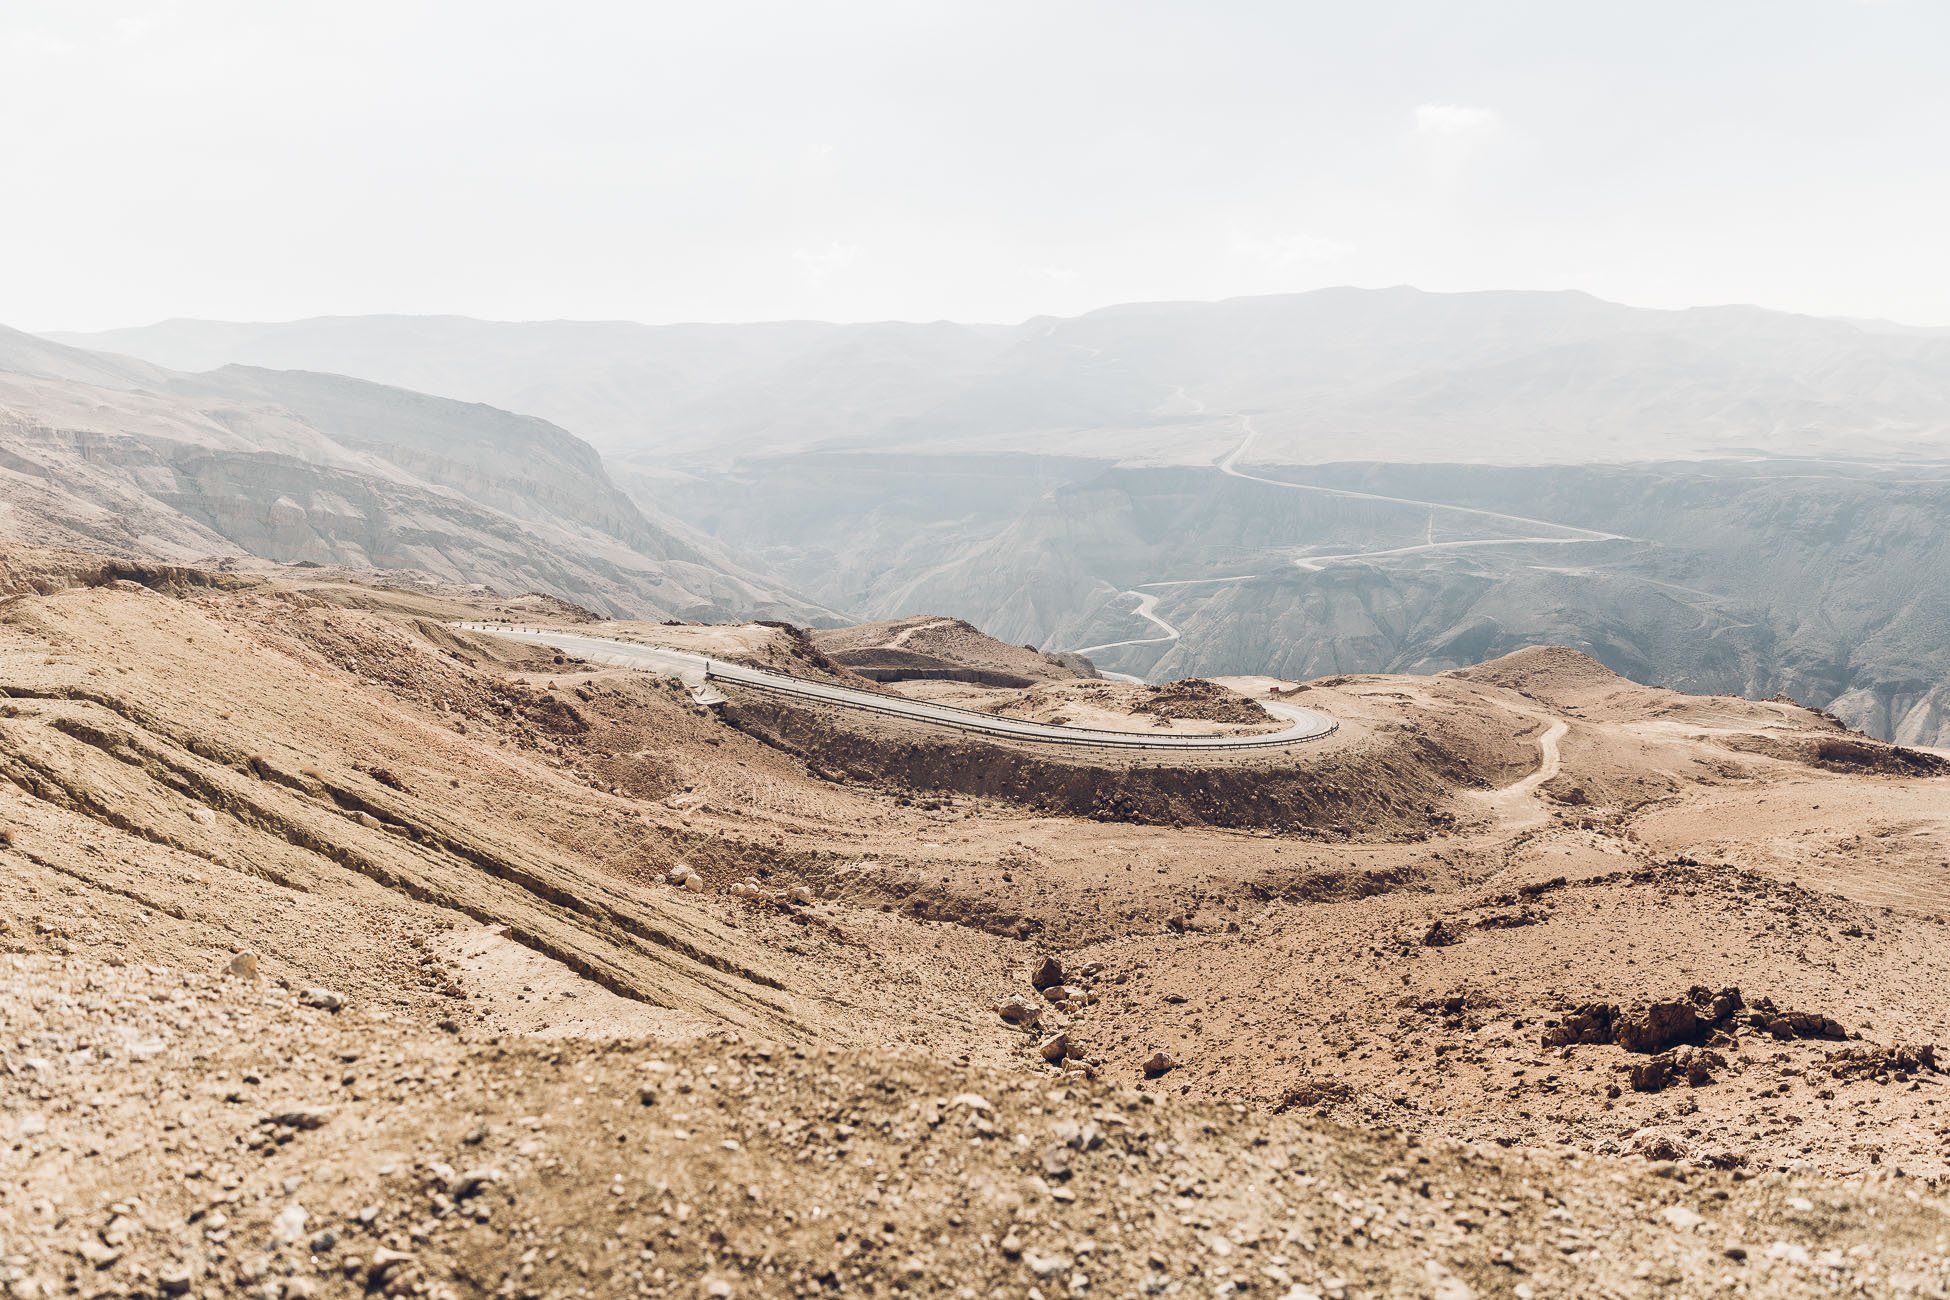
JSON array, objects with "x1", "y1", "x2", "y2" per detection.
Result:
[{"x1": 455, "y1": 624, "x2": 1337, "y2": 751}]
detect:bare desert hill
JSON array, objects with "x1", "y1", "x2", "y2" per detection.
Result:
[
  {"x1": 812, "y1": 615, "x2": 1095, "y2": 686},
  {"x1": 0, "y1": 327, "x2": 828, "y2": 624},
  {"x1": 3, "y1": 545, "x2": 1948, "y2": 1297}
]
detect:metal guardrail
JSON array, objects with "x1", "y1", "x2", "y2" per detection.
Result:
[
  {"x1": 464, "y1": 623, "x2": 1339, "y2": 752},
  {"x1": 716, "y1": 665, "x2": 1338, "y2": 751}
]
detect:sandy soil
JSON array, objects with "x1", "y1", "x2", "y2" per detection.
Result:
[{"x1": 4, "y1": 548, "x2": 1950, "y2": 1297}]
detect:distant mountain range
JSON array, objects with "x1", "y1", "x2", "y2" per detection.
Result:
[
  {"x1": 52, "y1": 287, "x2": 1950, "y2": 466},
  {"x1": 21, "y1": 289, "x2": 1950, "y2": 746},
  {"x1": 0, "y1": 327, "x2": 828, "y2": 621}
]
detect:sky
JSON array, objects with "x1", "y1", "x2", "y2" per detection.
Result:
[{"x1": 4, "y1": 0, "x2": 1947, "y2": 331}]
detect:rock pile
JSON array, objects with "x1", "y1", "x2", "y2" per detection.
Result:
[
  {"x1": 1629, "y1": 1045, "x2": 1726, "y2": 1093},
  {"x1": 1826, "y1": 1042, "x2": 1938, "y2": 1082},
  {"x1": 1004, "y1": 955, "x2": 1114, "y2": 1073},
  {"x1": 1543, "y1": 986, "x2": 1903, "y2": 1094},
  {"x1": 1544, "y1": 986, "x2": 1845, "y2": 1056}
]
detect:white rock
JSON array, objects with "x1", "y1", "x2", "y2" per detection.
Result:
[
  {"x1": 1661, "y1": 1205, "x2": 1704, "y2": 1231},
  {"x1": 1024, "y1": 1252, "x2": 1071, "y2": 1278},
  {"x1": 1424, "y1": 1260, "x2": 1474, "y2": 1300},
  {"x1": 270, "y1": 1202, "x2": 309, "y2": 1245}
]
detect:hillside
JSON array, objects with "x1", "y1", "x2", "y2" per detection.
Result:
[
  {"x1": 0, "y1": 327, "x2": 828, "y2": 622},
  {"x1": 3, "y1": 545, "x2": 1949, "y2": 1297}
]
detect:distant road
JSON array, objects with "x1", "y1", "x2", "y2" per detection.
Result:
[
  {"x1": 1071, "y1": 574, "x2": 1260, "y2": 657},
  {"x1": 1217, "y1": 415, "x2": 1627, "y2": 544},
  {"x1": 1071, "y1": 590, "x2": 1179, "y2": 656},
  {"x1": 456, "y1": 624, "x2": 1337, "y2": 751},
  {"x1": 1064, "y1": 413, "x2": 1627, "y2": 674}
]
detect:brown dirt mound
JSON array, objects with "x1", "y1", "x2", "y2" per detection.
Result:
[
  {"x1": 718, "y1": 688, "x2": 1475, "y2": 836},
  {"x1": 1135, "y1": 678, "x2": 1271, "y2": 724},
  {"x1": 1444, "y1": 644, "x2": 1634, "y2": 703},
  {"x1": 827, "y1": 646, "x2": 1036, "y2": 689},
  {"x1": 0, "y1": 542, "x2": 246, "y2": 599},
  {"x1": 814, "y1": 615, "x2": 1084, "y2": 683},
  {"x1": 1810, "y1": 736, "x2": 1948, "y2": 776}
]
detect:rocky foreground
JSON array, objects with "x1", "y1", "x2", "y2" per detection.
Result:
[
  {"x1": 8, "y1": 952, "x2": 1950, "y2": 1300},
  {"x1": 5, "y1": 553, "x2": 1950, "y2": 1297}
]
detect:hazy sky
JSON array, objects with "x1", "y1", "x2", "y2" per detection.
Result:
[{"x1": 5, "y1": 1, "x2": 1947, "y2": 330}]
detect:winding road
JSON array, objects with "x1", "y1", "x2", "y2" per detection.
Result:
[
  {"x1": 1070, "y1": 590, "x2": 1178, "y2": 656},
  {"x1": 1070, "y1": 574, "x2": 1259, "y2": 657},
  {"x1": 455, "y1": 624, "x2": 1338, "y2": 751},
  {"x1": 1065, "y1": 413, "x2": 1630, "y2": 674}
]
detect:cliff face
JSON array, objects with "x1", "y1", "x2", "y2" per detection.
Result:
[{"x1": 0, "y1": 330, "x2": 830, "y2": 622}]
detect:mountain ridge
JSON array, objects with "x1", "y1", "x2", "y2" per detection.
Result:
[{"x1": 52, "y1": 286, "x2": 1950, "y2": 466}]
